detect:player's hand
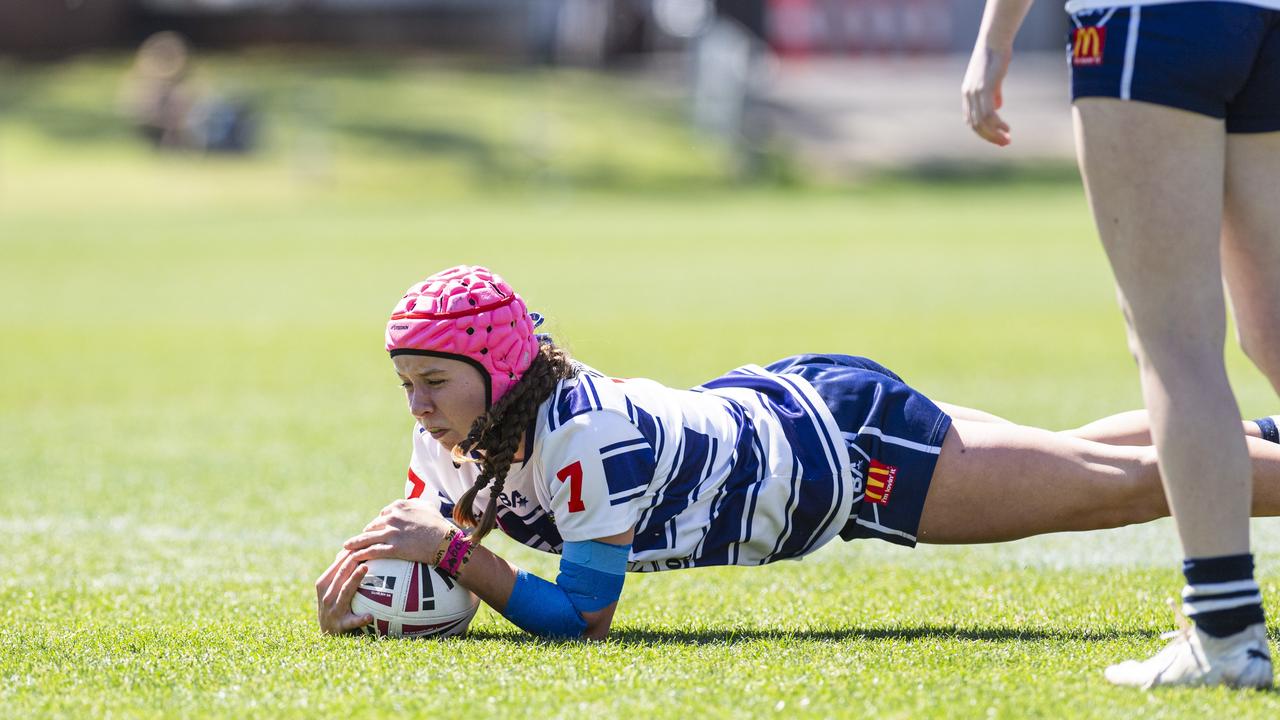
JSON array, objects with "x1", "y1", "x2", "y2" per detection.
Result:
[
  {"x1": 343, "y1": 498, "x2": 454, "y2": 566},
  {"x1": 962, "y1": 45, "x2": 1013, "y2": 147},
  {"x1": 314, "y1": 548, "x2": 374, "y2": 635}
]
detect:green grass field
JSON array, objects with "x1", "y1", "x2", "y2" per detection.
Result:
[{"x1": 2, "y1": 54, "x2": 1278, "y2": 718}]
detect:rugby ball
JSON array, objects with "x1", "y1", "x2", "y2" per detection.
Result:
[{"x1": 351, "y1": 558, "x2": 480, "y2": 639}]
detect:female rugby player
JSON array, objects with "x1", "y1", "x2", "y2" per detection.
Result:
[
  {"x1": 317, "y1": 267, "x2": 1280, "y2": 661},
  {"x1": 963, "y1": 0, "x2": 1280, "y2": 688}
]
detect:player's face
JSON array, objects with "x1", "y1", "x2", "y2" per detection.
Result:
[{"x1": 393, "y1": 354, "x2": 487, "y2": 451}]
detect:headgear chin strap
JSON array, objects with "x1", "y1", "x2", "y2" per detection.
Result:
[{"x1": 386, "y1": 265, "x2": 539, "y2": 407}]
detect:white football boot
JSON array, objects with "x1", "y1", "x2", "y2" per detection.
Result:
[{"x1": 1105, "y1": 603, "x2": 1274, "y2": 689}]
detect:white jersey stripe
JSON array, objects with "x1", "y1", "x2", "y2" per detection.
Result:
[
  {"x1": 766, "y1": 458, "x2": 804, "y2": 563},
  {"x1": 599, "y1": 439, "x2": 649, "y2": 459}
]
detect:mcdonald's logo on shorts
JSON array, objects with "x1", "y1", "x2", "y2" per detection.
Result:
[
  {"x1": 864, "y1": 460, "x2": 898, "y2": 506},
  {"x1": 1072, "y1": 26, "x2": 1106, "y2": 66}
]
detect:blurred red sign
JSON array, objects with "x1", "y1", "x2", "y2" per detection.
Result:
[{"x1": 769, "y1": 0, "x2": 954, "y2": 56}]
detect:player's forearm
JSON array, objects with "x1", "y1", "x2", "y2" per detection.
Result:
[
  {"x1": 454, "y1": 548, "x2": 619, "y2": 639},
  {"x1": 452, "y1": 543, "x2": 519, "y2": 613},
  {"x1": 451, "y1": 538, "x2": 627, "y2": 640},
  {"x1": 976, "y1": 0, "x2": 1036, "y2": 50}
]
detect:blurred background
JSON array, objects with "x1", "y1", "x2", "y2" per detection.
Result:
[{"x1": 0, "y1": 0, "x2": 1077, "y2": 186}]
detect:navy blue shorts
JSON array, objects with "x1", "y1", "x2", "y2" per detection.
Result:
[
  {"x1": 1069, "y1": 3, "x2": 1280, "y2": 132},
  {"x1": 765, "y1": 354, "x2": 952, "y2": 548}
]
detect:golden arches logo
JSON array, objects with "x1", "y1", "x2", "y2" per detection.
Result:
[
  {"x1": 1073, "y1": 26, "x2": 1106, "y2": 66},
  {"x1": 864, "y1": 461, "x2": 898, "y2": 505}
]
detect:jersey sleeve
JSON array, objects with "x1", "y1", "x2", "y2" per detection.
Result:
[{"x1": 541, "y1": 410, "x2": 656, "y2": 542}]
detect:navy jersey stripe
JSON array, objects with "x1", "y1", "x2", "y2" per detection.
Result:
[
  {"x1": 766, "y1": 454, "x2": 803, "y2": 563},
  {"x1": 714, "y1": 369, "x2": 841, "y2": 562},
  {"x1": 691, "y1": 437, "x2": 719, "y2": 503},
  {"x1": 635, "y1": 429, "x2": 718, "y2": 553},
  {"x1": 582, "y1": 374, "x2": 603, "y2": 411},
  {"x1": 602, "y1": 446, "x2": 656, "y2": 497},
  {"x1": 693, "y1": 402, "x2": 764, "y2": 565},
  {"x1": 735, "y1": 431, "x2": 768, "y2": 565},
  {"x1": 496, "y1": 507, "x2": 562, "y2": 552},
  {"x1": 774, "y1": 372, "x2": 845, "y2": 557},
  {"x1": 609, "y1": 489, "x2": 646, "y2": 506},
  {"x1": 548, "y1": 385, "x2": 565, "y2": 431},
  {"x1": 601, "y1": 438, "x2": 648, "y2": 455},
  {"x1": 633, "y1": 432, "x2": 686, "y2": 553},
  {"x1": 550, "y1": 381, "x2": 599, "y2": 431}
]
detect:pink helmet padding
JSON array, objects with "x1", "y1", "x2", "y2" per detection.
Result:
[{"x1": 386, "y1": 265, "x2": 538, "y2": 405}]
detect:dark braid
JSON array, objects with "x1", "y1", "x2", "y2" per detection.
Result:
[{"x1": 451, "y1": 342, "x2": 576, "y2": 543}]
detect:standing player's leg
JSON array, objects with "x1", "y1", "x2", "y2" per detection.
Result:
[
  {"x1": 1223, "y1": 131, "x2": 1280, "y2": 394},
  {"x1": 915, "y1": 420, "x2": 1280, "y2": 544},
  {"x1": 1072, "y1": 98, "x2": 1246, "y2": 556},
  {"x1": 1073, "y1": 97, "x2": 1270, "y2": 687}
]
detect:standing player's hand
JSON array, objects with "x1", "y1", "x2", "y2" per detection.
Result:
[
  {"x1": 962, "y1": 45, "x2": 1014, "y2": 146},
  {"x1": 314, "y1": 548, "x2": 374, "y2": 635},
  {"x1": 343, "y1": 498, "x2": 454, "y2": 566}
]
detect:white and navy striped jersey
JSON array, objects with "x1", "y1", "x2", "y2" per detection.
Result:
[{"x1": 404, "y1": 363, "x2": 857, "y2": 573}]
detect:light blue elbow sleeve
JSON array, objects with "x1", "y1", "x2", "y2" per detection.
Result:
[
  {"x1": 501, "y1": 541, "x2": 630, "y2": 638},
  {"x1": 557, "y1": 540, "x2": 629, "y2": 613}
]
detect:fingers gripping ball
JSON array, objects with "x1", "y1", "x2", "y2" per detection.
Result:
[
  {"x1": 386, "y1": 265, "x2": 539, "y2": 406},
  {"x1": 351, "y1": 558, "x2": 480, "y2": 639}
]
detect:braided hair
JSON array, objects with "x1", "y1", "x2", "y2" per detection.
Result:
[{"x1": 451, "y1": 342, "x2": 576, "y2": 543}]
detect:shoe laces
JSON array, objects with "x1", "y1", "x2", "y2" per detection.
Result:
[{"x1": 1159, "y1": 597, "x2": 1194, "y2": 642}]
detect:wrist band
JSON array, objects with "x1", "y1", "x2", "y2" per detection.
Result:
[
  {"x1": 1256, "y1": 416, "x2": 1279, "y2": 445},
  {"x1": 438, "y1": 531, "x2": 474, "y2": 578},
  {"x1": 432, "y1": 529, "x2": 457, "y2": 567}
]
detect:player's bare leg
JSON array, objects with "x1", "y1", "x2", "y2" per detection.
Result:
[
  {"x1": 1073, "y1": 98, "x2": 1248, "y2": 558},
  {"x1": 932, "y1": 402, "x2": 1014, "y2": 425},
  {"x1": 1072, "y1": 97, "x2": 1269, "y2": 688},
  {"x1": 1065, "y1": 411, "x2": 1272, "y2": 446},
  {"x1": 916, "y1": 421, "x2": 1280, "y2": 545},
  {"x1": 936, "y1": 401, "x2": 1274, "y2": 446},
  {"x1": 1223, "y1": 130, "x2": 1280, "y2": 395}
]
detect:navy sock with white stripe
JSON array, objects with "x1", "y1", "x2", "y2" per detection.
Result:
[
  {"x1": 1254, "y1": 416, "x2": 1280, "y2": 445},
  {"x1": 1182, "y1": 554, "x2": 1266, "y2": 638}
]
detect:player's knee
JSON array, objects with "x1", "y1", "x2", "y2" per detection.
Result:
[
  {"x1": 1238, "y1": 327, "x2": 1280, "y2": 389},
  {"x1": 1092, "y1": 450, "x2": 1165, "y2": 529}
]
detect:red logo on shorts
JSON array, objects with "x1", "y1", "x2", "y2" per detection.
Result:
[
  {"x1": 1072, "y1": 26, "x2": 1106, "y2": 66},
  {"x1": 865, "y1": 460, "x2": 898, "y2": 505}
]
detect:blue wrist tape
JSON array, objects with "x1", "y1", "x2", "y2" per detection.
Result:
[
  {"x1": 504, "y1": 570, "x2": 588, "y2": 639},
  {"x1": 557, "y1": 540, "x2": 629, "y2": 613}
]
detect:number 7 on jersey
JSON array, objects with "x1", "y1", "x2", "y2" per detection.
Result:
[{"x1": 557, "y1": 461, "x2": 586, "y2": 513}]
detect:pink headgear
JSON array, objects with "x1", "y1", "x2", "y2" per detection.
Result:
[{"x1": 386, "y1": 265, "x2": 539, "y2": 407}]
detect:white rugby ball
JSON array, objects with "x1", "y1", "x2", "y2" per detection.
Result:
[{"x1": 351, "y1": 558, "x2": 480, "y2": 639}]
